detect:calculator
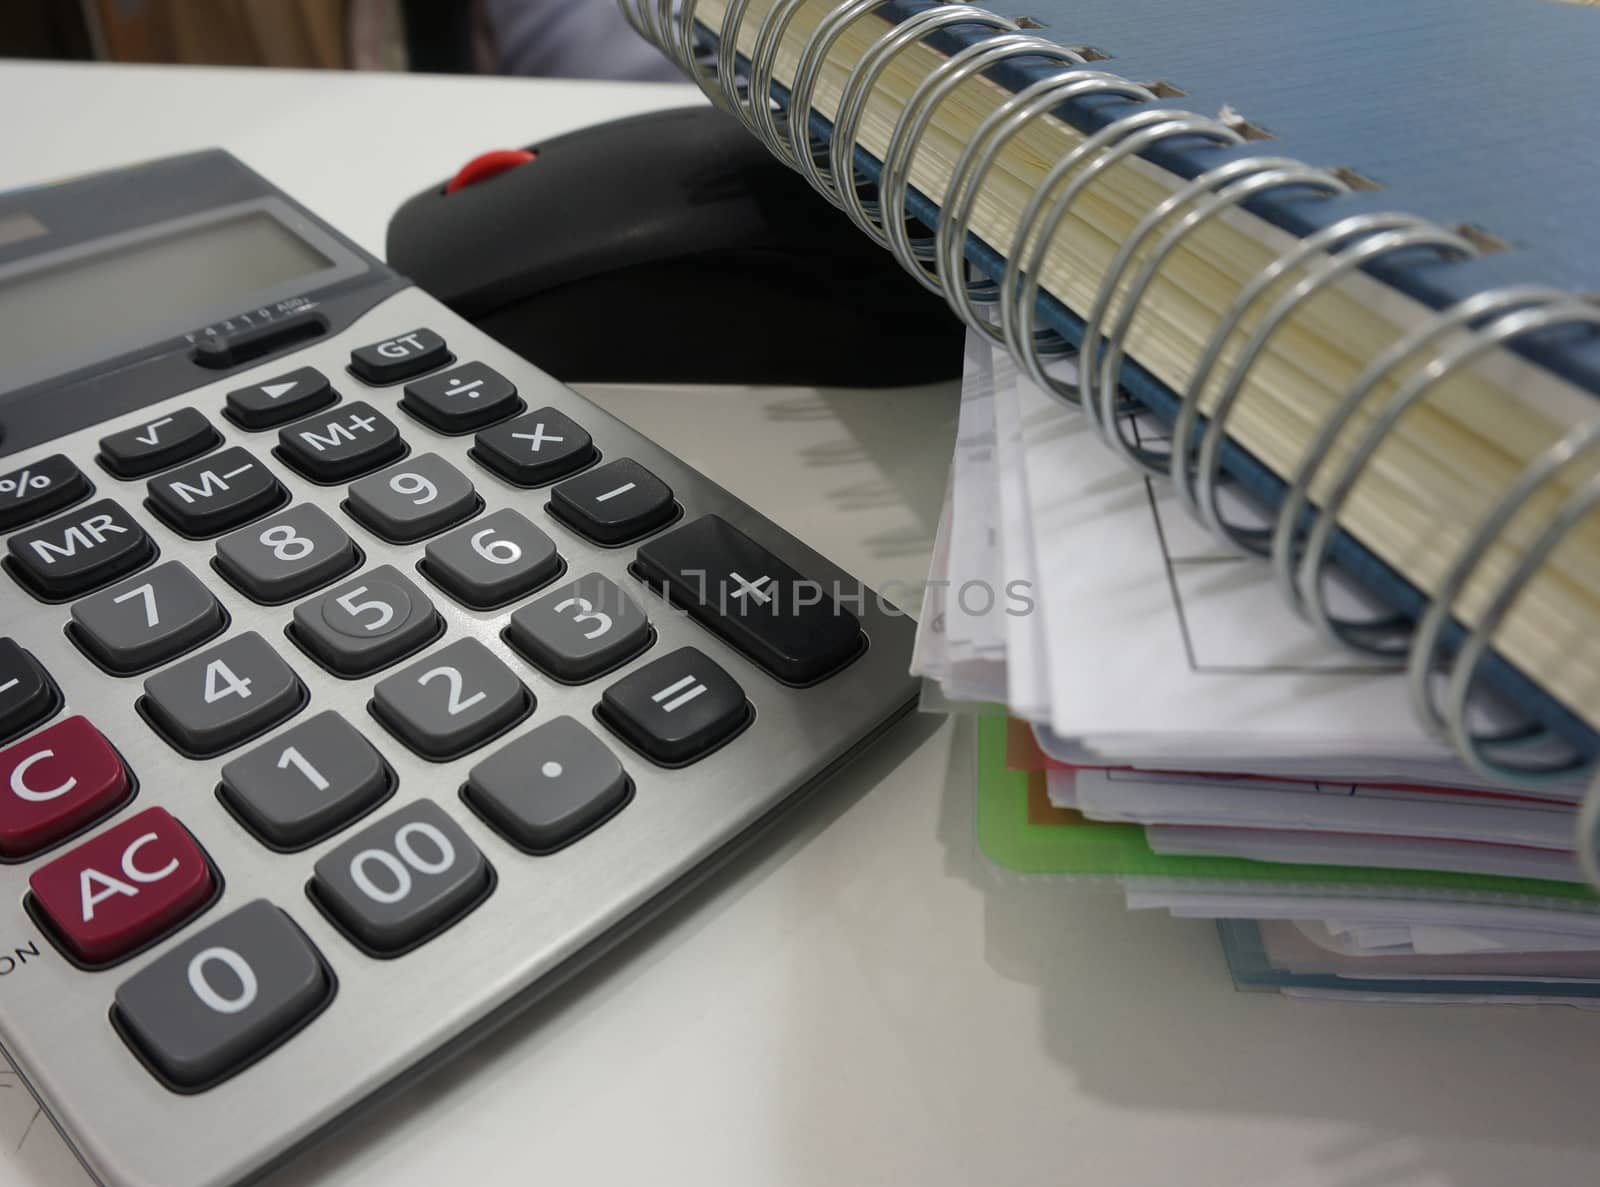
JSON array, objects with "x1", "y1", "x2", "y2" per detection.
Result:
[{"x1": 0, "y1": 151, "x2": 919, "y2": 1187}]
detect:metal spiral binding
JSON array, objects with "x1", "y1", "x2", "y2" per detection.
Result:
[
  {"x1": 630, "y1": 1, "x2": 1600, "y2": 888},
  {"x1": 934, "y1": 73, "x2": 1154, "y2": 339},
  {"x1": 1272, "y1": 286, "x2": 1570, "y2": 646},
  {"x1": 1078, "y1": 161, "x2": 1343, "y2": 453},
  {"x1": 878, "y1": 34, "x2": 1088, "y2": 284},
  {"x1": 744, "y1": 0, "x2": 832, "y2": 160},
  {"x1": 826, "y1": 6, "x2": 1014, "y2": 228},
  {"x1": 783, "y1": 0, "x2": 916, "y2": 180},
  {"x1": 1184, "y1": 223, "x2": 1477, "y2": 548},
  {"x1": 1442, "y1": 443, "x2": 1600, "y2": 786},
  {"x1": 984, "y1": 108, "x2": 1237, "y2": 386},
  {"x1": 1089, "y1": 185, "x2": 1396, "y2": 471}
]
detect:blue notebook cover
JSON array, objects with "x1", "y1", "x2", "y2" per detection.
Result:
[{"x1": 735, "y1": 0, "x2": 1600, "y2": 757}]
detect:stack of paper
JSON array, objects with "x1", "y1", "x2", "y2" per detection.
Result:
[{"x1": 916, "y1": 334, "x2": 1600, "y2": 1005}]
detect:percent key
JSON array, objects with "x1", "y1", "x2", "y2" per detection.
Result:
[{"x1": 0, "y1": 454, "x2": 91, "y2": 532}]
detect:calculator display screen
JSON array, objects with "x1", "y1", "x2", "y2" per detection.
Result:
[{"x1": 0, "y1": 212, "x2": 330, "y2": 371}]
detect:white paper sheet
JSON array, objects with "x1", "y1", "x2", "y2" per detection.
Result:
[
  {"x1": 1008, "y1": 368, "x2": 1457, "y2": 762},
  {"x1": 1067, "y1": 766, "x2": 1575, "y2": 849}
]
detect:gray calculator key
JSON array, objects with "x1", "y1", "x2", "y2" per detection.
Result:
[
  {"x1": 142, "y1": 632, "x2": 306, "y2": 757},
  {"x1": 311, "y1": 800, "x2": 492, "y2": 956},
  {"x1": 220, "y1": 711, "x2": 393, "y2": 849},
  {"x1": 114, "y1": 900, "x2": 332, "y2": 1090},
  {"x1": 345, "y1": 453, "x2": 480, "y2": 543},
  {"x1": 145, "y1": 446, "x2": 287, "y2": 538},
  {"x1": 372, "y1": 637, "x2": 531, "y2": 760},
  {"x1": 290, "y1": 565, "x2": 441, "y2": 677},
  {"x1": 70, "y1": 560, "x2": 225, "y2": 675},
  {"x1": 465, "y1": 716, "x2": 630, "y2": 853},
  {"x1": 506, "y1": 573, "x2": 651, "y2": 682},
  {"x1": 421, "y1": 508, "x2": 561, "y2": 609},
  {"x1": 215, "y1": 503, "x2": 361, "y2": 604}
]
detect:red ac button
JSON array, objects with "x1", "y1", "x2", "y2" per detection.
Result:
[
  {"x1": 29, "y1": 807, "x2": 215, "y2": 965},
  {"x1": 0, "y1": 716, "x2": 131, "y2": 858}
]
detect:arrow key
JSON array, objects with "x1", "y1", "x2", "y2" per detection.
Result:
[
  {"x1": 98, "y1": 408, "x2": 221, "y2": 478},
  {"x1": 225, "y1": 366, "x2": 337, "y2": 430}
]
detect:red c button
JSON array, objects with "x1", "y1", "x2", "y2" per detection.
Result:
[{"x1": 0, "y1": 716, "x2": 130, "y2": 858}]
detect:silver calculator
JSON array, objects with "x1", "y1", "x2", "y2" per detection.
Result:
[{"x1": 0, "y1": 151, "x2": 918, "y2": 1187}]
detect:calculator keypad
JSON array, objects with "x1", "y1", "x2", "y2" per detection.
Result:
[
  {"x1": 372, "y1": 637, "x2": 531, "y2": 760},
  {"x1": 506, "y1": 572, "x2": 651, "y2": 682},
  {"x1": 114, "y1": 900, "x2": 333, "y2": 1090},
  {"x1": 310, "y1": 799, "x2": 492, "y2": 956},
  {"x1": 401, "y1": 362, "x2": 521, "y2": 434},
  {"x1": 0, "y1": 304, "x2": 915, "y2": 1161},
  {"x1": 0, "y1": 454, "x2": 91, "y2": 532},
  {"x1": 471, "y1": 406, "x2": 595, "y2": 487},
  {"x1": 214, "y1": 502, "x2": 362, "y2": 604},
  {"x1": 29, "y1": 806, "x2": 214, "y2": 965},
  {"x1": 0, "y1": 716, "x2": 130, "y2": 858},
  {"x1": 224, "y1": 366, "x2": 337, "y2": 430},
  {"x1": 465, "y1": 716, "x2": 629, "y2": 853},
  {"x1": 597, "y1": 646, "x2": 750, "y2": 765},
  {"x1": 98, "y1": 408, "x2": 221, "y2": 479},
  {"x1": 146, "y1": 447, "x2": 287, "y2": 538},
  {"x1": 349, "y1": 327, "x2": 450, "y2": 385},
  {"x1": 219, "y1": 711, "x2": 393, "y2": 850},
  {"x1": 548, "y1": 458, "x2": 676, "y2": 545},
  {"x1": 421, "y1": 508, "x2": 562, "y2": 609},
  {"x1": 276, "y1": 403, "x2": 406, "y2": 483},
  {"x1": 7, "y1": 499, "x2": 156, "y2": 600},
  {"x1": 635, "y1": 514, "x2": 864, "y2": 684},
  {"x1": 141, "y1": 631, "x2": 305, "y2": 757},
  {"x1": 291, "y1": 564, "x2": 442, "y2": 677},
  {"x1": 345, "y1": 453, "x2": 480, "y2": 543},
  {"x1": 70, "y1": 560, "x2": 227, "y2": 675},
  {"x1": 0, "y1": 639, "x2": 61, "y2": 744}
]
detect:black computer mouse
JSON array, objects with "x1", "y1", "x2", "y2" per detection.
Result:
[{"x1": 386, "y1": 105, "x2": 964, "y2": 387}]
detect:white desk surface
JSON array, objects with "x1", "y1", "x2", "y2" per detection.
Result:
[{"x1": 1, "y1": 59, "x2": 1597, "y2": 1187}]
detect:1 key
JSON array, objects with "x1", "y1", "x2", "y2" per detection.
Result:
[{"x1": 220, "y1": 711, "x2": 394, "y2": 850}]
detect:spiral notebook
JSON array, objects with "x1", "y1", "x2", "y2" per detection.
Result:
[{"x1": 628, "y1": 0, "x2": 1600, "y2": 815}]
